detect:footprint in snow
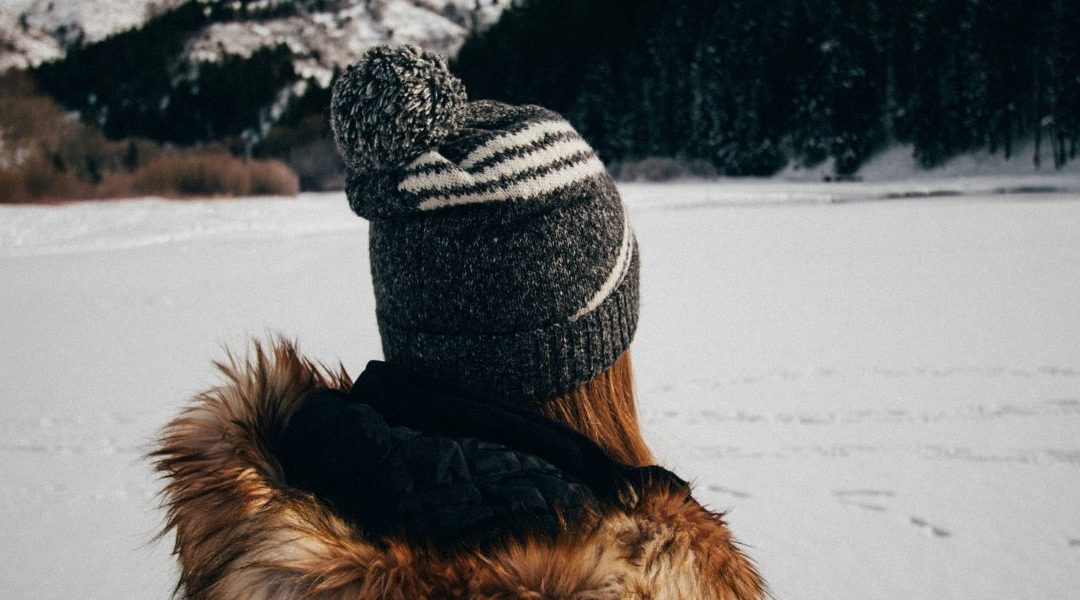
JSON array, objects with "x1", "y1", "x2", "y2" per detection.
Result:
[
  {"x1": 908, "y1": 516, "x2": 951, "y2": 538},
  {"x1": 833, "y1": 489, "x2": 895, "y2": 498},
  {"x1": 838, "y1": 500, "x2": 887, "y2": 512},
  {"x1": 833, "y1": 489, "x2": 894, "y2": 513},
  {"x1": 707, "y1": 485, "x2": 752, "y2": 499},
  {"x1": 833, "y1": 491, "x2": 952, "y2": 539}
]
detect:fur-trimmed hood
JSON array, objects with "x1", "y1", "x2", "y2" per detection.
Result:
[{"x1": 153, "y1": 341, "x2": 765, "y2": 599}]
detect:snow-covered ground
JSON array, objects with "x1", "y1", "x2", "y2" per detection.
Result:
[
  {"x1": 2, "y1": 176, "x2": 1079, "y2": 599},
  {"x1": 781, "y1": 142, "x2": 1080, "y2": 181}
]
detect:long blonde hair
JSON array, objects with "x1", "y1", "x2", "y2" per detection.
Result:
[{"x1": 537, "y1": 351, "x2": 654, "y2": 467}]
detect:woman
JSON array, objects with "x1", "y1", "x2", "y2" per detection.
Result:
[{"x1": 154, "y1": 45, "x2": 765, "y2": 599}]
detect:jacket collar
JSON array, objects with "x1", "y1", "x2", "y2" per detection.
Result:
[{"x1": 352, "y1": 360, "x2": 687, "y2": 509}]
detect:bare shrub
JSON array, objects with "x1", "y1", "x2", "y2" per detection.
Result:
[
  {"x1": 0, "y1": 73, "x2": 70, "y2": 164},
  {"x1": 16, "y1": 156, "x2": 91, "y2": 201},
  {"x1": 0, "y1": 158, "x2": 96, "y2": 204},
  {"x1": 0, "y1": 169, "x2": 29, "y2": 203},
  {"x1": 1, "y1": 72, "x2": 133, "y2": 200},
  {"x1": 248, "y1": 158, "x2": 300, "y2": 196},
  {"x1": 121, "y1": 153, "x2": 301, "y2": 198},
  {"x1": 94, "y1": 172, "x2": 136, "y2": 199},
  {"x1": 0, "y1": 72, "x2": 300, "y2": 202},
  {"x1": 130, "y1": 153, "x2": 251, "y2": 197}
]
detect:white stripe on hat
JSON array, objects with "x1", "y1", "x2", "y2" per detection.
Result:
[
  {"x1": 405, "y1": 151, "x2": 450, "y2": 170},
  {"x1": 458, "y1": 120, "x2": 579, "y2": 170},
  {"x1": 401, "y1": 152, "x2": 475, "y2": 190},
  {"x1": 572, "y1": 214, "x2": 633, "y2": 321},
  {"x1": 399, "y1": 136, "x2": 595, "y2": 193},
  {"x1": 415, "y1": 154, "x2": 607, "y2": 210}
]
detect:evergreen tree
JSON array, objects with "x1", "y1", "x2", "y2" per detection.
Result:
[{"x1": 455, "y1": 0, "x2": 1080, "y2": 175}]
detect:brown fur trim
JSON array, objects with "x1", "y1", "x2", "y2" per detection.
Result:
[{"x1": 152, "y1": 339, "x2": 766, "y2": 599}]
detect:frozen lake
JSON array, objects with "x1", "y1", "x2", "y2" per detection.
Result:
[{"x1": 2, "y1": 177, "x2": 1079, "y2": 599}]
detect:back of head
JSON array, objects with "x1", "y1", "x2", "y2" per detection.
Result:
[{"x1": 331, "y1": 44, "x2": 643, "y2": 455}]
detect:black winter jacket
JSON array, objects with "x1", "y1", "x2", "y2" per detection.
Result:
[{"x1": 276, "y1": 360, "x2": 683, "y2": 548}]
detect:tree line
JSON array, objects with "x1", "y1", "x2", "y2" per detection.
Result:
[{"x1": 453, "y1": 0, "x2": 1080, "y2": 175}]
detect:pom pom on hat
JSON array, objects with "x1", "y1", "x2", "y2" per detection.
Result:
[{"x1": 331, "y1": 45, "x2": 467, "y2": 171}]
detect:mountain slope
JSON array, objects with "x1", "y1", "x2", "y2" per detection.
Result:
[
  {"x1": 18, "y1": 1, "x2": 508, "y2": 156},
  {"x1": 0, "y1": 0, "x2": 183, "y2": 70},
  {"x1": 1, "y1": 0, "x2": 506, "y2": 73}
]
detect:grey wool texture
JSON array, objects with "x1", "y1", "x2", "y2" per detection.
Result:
[
  {"x1": 331, "y1": 45, "x2": 639, "y2": 403},
  {"x1": 331, "y1": 45, "x2": 466, "y2": 171}
]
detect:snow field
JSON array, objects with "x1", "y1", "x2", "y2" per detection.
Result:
[{"x1": 1, "y1": 177, "x2": 1079, "y2": 599}]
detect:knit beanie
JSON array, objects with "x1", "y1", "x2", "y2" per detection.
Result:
[{"x1": 331, "y1": 45, "x2": 639, "y2": 404}]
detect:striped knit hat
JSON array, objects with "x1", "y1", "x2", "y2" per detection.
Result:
[{"x1": 331, "y1": 45, "x2": 638, "y2": 403}]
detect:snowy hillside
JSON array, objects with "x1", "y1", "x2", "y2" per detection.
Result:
[
  {"x1": 6, "y1": 0, "x2": 512, "y2": 170},
  {"x1": 0, "y1": 0, "x2": 509, "y2": 73},
  {"x1": 184, "y1": 0, "x2": 510, "y2": 87},
  {"x1": 0, "y1": 0, "x2": 182, "y2": 70},
  {"x1": 2, "y1": 177, "x2": 1079, "y2": 599}
]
